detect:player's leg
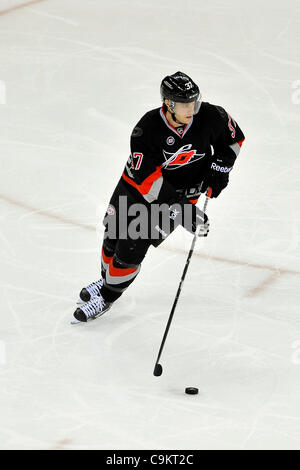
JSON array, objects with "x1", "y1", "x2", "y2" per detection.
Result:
[
  {"x1": 76, "y1": 181, "x2": 123, "y2": 304},
  {"x1": 100, "y1": 237, "x2": 151, "y2": 304},
  {"x1": 73, "y1": 238, "x2": 151, "y2": 322},
  {"x1": 73, "y1": 177, "x2": 152, "y2": 322},
  {"x1": 78, "y1": 237, "x2": 117, "y2": 303}
]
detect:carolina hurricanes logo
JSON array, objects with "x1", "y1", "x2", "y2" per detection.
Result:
[{"x1": 162, "y1": 144, "x2": 206, "y2": 170}]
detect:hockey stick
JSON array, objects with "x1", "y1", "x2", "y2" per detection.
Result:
[{"x1": 153, "y1": 187, "x2": 212, "y2": 377}]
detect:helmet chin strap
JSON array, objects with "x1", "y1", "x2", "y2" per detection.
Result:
[
  {"x1": 163, "y1": 102, "x2": 186, "y2": 126},
  {"x1": 171, "y1": 111, "x2": 185, "y2": 125},
  {"x1": 169, "y1": 100, "x2": 187, "y2": 125}
]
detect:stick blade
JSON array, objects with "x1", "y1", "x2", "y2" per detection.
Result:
[{"x1": 153, "y1": 363, "x2": 163, "y2": 377}]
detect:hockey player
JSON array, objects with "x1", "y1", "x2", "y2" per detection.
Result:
[{"x1": 72, "y1": 71, "x2": 245, "y2": 323}]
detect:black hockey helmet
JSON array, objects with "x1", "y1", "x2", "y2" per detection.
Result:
[{"x1": 160, "y1": 71, "x2": 202, "y2": 113}]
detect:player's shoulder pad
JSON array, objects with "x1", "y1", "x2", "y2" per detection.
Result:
[
  {"x1": 131, "y1": 107, "x2": 160, "y2": 138},
  {"x1": 201, "y1": 102, "x2": 226, "y2": 119},
  {"x1": 200, "y1": 102, "x2": 231, "y2": 133},
  {"x1": 215, "y1": 105, "x2": 227, "y2": 117},
  {"x1": 131, "y1": 126, "x2": 143, "y2": 138}
]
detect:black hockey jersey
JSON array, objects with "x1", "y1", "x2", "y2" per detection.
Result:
[{"x1": 122, "y1": 102, "x2": 245, "y2": 205}]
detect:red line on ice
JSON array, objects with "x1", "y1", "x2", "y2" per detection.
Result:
[{"x1": 0, "y1": 0, "x2": 47, "y2": 17}]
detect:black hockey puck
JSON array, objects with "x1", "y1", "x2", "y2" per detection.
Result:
[{"x1": 185, "y1": 387, "x2": 199, "y2": 395}]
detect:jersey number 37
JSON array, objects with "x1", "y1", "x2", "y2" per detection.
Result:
[{"x1": 129, "y1": 152, "x2": 144, "y2": 170}]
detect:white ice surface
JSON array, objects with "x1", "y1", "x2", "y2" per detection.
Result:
[{"x1": 0, "y1": 0, "x2": 300, "y2": 450}]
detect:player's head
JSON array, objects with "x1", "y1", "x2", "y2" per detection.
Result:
[{"x1": 160, "y1": 71, "x2": 202, "y2": 124}]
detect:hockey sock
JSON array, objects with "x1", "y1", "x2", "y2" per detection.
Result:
[
  {"x1": 101, "y1": 254, "x2": 141, "y2": 303},
  {"x1": 101, "y1": 241, "x2": 116, "y2": 278}
]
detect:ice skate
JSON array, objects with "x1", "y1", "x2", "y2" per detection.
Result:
[
  {"x1": 76, "y1": 278, "x2": 104, "y2": 305},
  {"x1": 71, "y1": 294, "x2": 112, "y2": 324}
]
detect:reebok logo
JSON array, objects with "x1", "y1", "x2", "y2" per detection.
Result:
[{"x1": 211, "y1": 162, "x2": 232, "y2": 173}]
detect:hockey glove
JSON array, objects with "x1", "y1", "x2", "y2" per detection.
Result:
[
  {"x1": 187, "y1": 203, "x2": 209, "y2": 237},
  {"x1": 202, "y1": 157, "x2": 233, "y2": 198},
  {"x1": 151, "y1": 199, "x2": 209, "y2": 247},
  {"x1": 169, "y1": 200, "x2": 210, "y2": 237}
]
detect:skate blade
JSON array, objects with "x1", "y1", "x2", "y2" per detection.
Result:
[
  {"x1": 70, "y1": 304, "x2": 112, "y2": 325},
  {"x1": 87, "y1": 304, "x2": 112, "y2": 321}
]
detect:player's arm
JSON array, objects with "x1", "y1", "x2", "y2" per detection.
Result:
[
  {"x1": 203, "y1": 106, "x2": 245, "y2": 198},
  {"x1": 122, "y1": 116, "x2": 179, "y2": 205}
]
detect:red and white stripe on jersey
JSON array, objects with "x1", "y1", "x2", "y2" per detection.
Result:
[
  {"x1": 122, "y1": 165, "x2": 164, "y2": 203},
  {"x1": 229, "y1": 138, "x2": 245, "y2": 157}
]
